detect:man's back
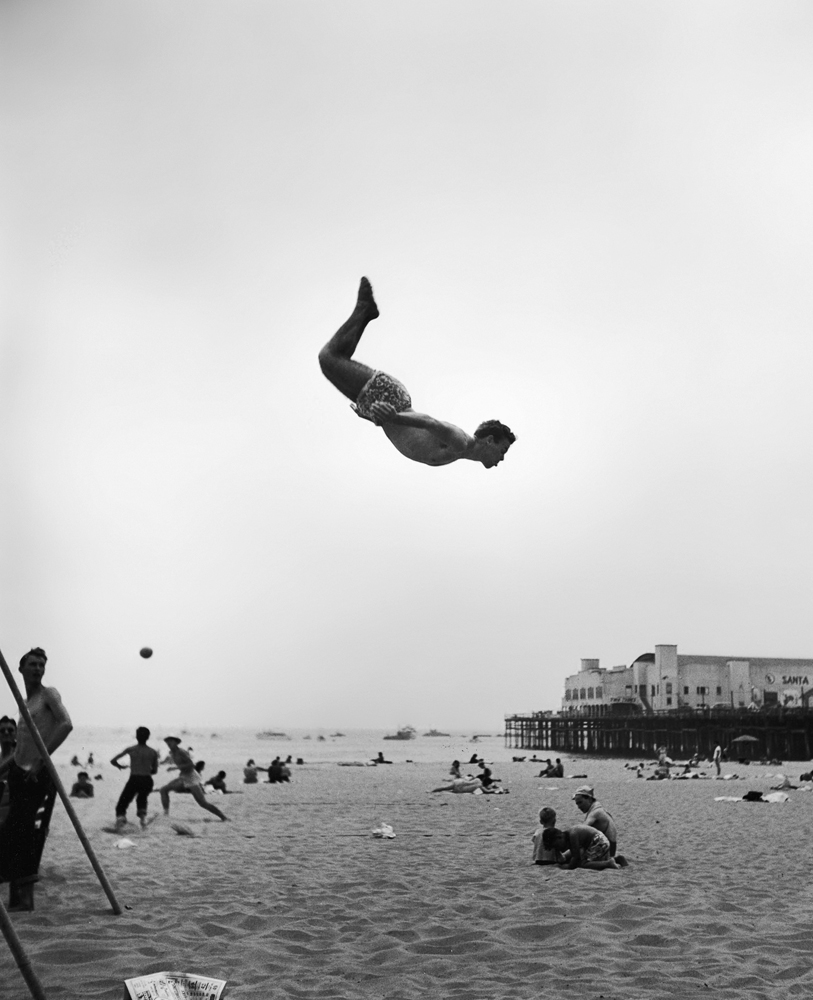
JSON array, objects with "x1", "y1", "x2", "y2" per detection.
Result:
[{"x1": 127, "y1": 744, "x2": 159, "y2": 776}]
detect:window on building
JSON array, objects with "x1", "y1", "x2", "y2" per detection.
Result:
[
  {"x1": 696, "y1": 686, "x2": 706, "y2": 695},
  {"x1": 587, "y1": 687, "x2": 594, "y2": 699},
  {"x1": 666, "y1": 683, "x2": 672, "y2": 695},
  {"x1": 683, "y1": 686, "x2": 689, "y2": 695},
  {"x1": 666, "y1": 697, "x2": 672, "y2": 706},
  {"x1": 716, "y1": 686, "x2": 722, "y2": 695},
  {"x1": 764, "y1": 691, "x2": 779, "y2": 705},
  {"x1": 580, "y1": 688, "x2": 586, "y2": 700},
  {"x1": 651, "y1": 685, "x2": 656, "y2": 696},
  {"x1": 565, "y1": 689, "x2": 571, "y2": 701},
  {"x1": 596, "y1": 686, "x2": 603, "y2": 699}
]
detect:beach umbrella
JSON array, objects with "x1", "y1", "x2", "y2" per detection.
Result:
[{"x1": 730, "y1": 734, "x2": 760, "y2": 760}]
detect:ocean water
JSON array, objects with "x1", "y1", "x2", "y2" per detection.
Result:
[{"x1": 57, "y1": 725, "x2": 508, "y2": 775}]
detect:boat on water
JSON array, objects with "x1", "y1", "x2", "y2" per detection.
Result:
[
  {"x1": 330, "y1": 732, "x2": 346, "y2": 737},
  {"x1": 256, "y1": 731, "x2": 287, "y2": 740},
  {"x1": 423, "y1": 729, "x2": 450, "y2": 737},
  {"x1": 383, "y1": 725, "x2": 416, "y2": 741}
]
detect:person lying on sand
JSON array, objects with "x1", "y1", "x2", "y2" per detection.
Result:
[
  {"x1": 542, "y1": 825, "x2": 625, "y2": 870},
  {"x1": 431, "y1": 777, "x2": 484, "y2": 794},
  {"x1": 319, "y1": 278, "x2": 516, "y2": 468},
  {"x1": 430, "y1": 776, "x2": 508, "y2": 795}
]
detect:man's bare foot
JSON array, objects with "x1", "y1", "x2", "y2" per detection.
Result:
[{"x1": 357, "y1": 277, "x2": 379, "y2": 319}]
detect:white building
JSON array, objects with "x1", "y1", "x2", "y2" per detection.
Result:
[{"x1": 562, "y1": 644, "x2": 813, "y2": 715}]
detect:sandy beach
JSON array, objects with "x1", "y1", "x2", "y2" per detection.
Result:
[{"x1": 3, "y1": 752, "x2": 813, "y2": 1000}]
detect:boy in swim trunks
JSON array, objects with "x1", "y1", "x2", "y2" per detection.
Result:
[
  {"x1": 542, "y1": 825, "x2": 620, "y2": 870},
  {"x1": 319, "y1": 278, "x2": 516, "y2": 468}
]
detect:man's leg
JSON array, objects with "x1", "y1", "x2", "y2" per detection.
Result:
[
  {"x1": 159, "y1": 777, "x2": 184, "y2": 814},
  {"x1": 136, "y1": 777, "x2": 154, "y2": 826},
  {"x1": 318, "y1": 277, "x2": 379, "y2": 401},
  {"x1": 582, "y1": 858, "x2": 620, "y2": 870},
  {"x1": 1, "y1": 764, "x2": 53, "y2": 910},
  {"x1": 115, "y1": 776, "x2": 138, "y2": 823},
  {"x1": 189, "y1": 785, "x2": 228, "y2": 821}
]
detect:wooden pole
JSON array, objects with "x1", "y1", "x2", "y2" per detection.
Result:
[
  {"x1": 0, "y1": 895, "x2": 49, "y2": 1000},
  {"x1": 0, "y1": 647, "x2": 123, "y2": 915}
]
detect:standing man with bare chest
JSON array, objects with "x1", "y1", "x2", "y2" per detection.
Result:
[{"x1": 0, "y1": 648, "x2": 73, "y2": 911}]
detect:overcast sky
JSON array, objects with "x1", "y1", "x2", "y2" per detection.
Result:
[{"x1": 1, "y1": 1, "x2": 812, "y2": 731}]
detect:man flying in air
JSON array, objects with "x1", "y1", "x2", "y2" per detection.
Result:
[{"x1": 319, "y1": 278, "x2": 515, "y2": 468}]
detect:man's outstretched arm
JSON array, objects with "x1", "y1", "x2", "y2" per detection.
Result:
[{"x1": 368, "y1": 402, "x2": 471, "y2": 451}]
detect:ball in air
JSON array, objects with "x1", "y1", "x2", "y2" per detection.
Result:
[{"x1": 139, "y1": 647, "x2": 153, "y2": 659}]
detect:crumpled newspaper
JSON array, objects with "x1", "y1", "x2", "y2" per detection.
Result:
[
  {"x1": 115, "y1": 838, "x2": 137, "y2": 849},
  {"x1": 372, "y1": 822, "x2": 396, "y2": 839}
]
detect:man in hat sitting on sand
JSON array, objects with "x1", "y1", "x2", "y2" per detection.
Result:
[
  {"x1": 319, "y1": 278, "x2": 516, "y2": 468},
  {"x1": 159, "y1": 737, "x2": 229, "y2": 822},
  {"x1": 572, "y1": 784, "x2": 620, "y2": 858}
]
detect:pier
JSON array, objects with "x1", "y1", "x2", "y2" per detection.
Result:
[{"x1": 504, "y1": 709, "x2": 813, "y2": 761}]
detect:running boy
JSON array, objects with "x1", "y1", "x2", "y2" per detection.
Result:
[{"x1": 159, "y1": 737, "x2": 228, "y2": 821}]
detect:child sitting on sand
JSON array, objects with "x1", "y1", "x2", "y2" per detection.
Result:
[{"x1": 532, "y1": 807, "x2": 562, "y2": 865}]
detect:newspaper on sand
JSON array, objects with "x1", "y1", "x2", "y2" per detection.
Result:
[{"x1": 124, "y1": 971, "x2": 226, "y2": 999}]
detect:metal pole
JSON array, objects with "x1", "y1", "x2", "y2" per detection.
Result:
[
  {"x1": 0, "y1": 895, "x2": 49, "y2": 1000},
  {"x1": 0, "y1": 647, "x2": 123, "y2": 915}
]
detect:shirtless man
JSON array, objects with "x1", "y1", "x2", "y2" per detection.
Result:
[
  {"x1": 159, "y1": 737, "x2": 228, "y2": 821},
  {"x1": 572, "y1": 785, "x2": 619, "y2": 855},
  {"x1": 319, "y1": 278, "x2": 516, "y2": 467},
  {"x1": 542, "y1": 824, "x2": 620, "y2": 871},
  {"x1": 0, "y1": 648, "x2": 73, "y2": 910},
  {"x1": 111, "y1": 726, "x2": 160, "y2": 828}
]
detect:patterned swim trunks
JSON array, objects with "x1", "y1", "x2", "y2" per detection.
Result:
[
  {"x1": 354, "y1": 371, "x2": 412, "y2": 421},
  {"x1": 583, "y1": 829, "x2": 611, "y2": 863}
]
